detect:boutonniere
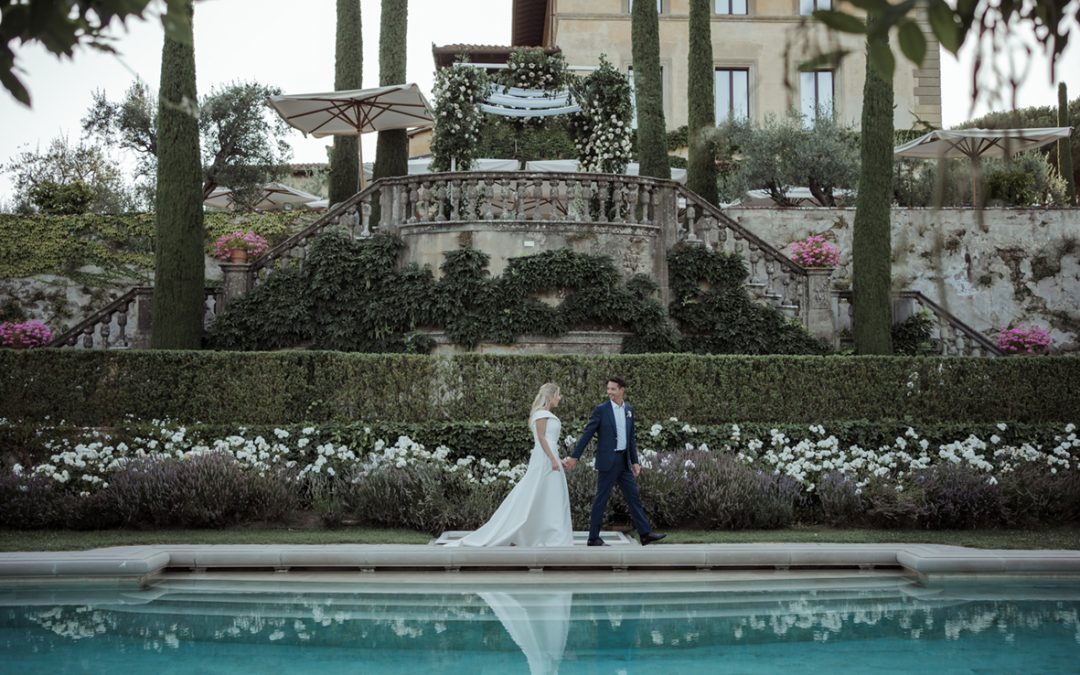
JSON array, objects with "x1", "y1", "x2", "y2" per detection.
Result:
[{"x1": 626, "y1": 410, "x2": 633, "y2": 419}]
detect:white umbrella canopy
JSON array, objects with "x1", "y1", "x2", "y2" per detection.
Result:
[
  {"x1": 894, "y1": 127, "x2": 1072, "y2": 203},
  {"x1": 203, "y1": 182, "x2": 321, "y2": 211},
  {"x1": 893, "y1": 127, "x2": 1072, "y2": 160},
  {"x1": 268, "y1": 83, "x2": 433, "y2": 191}
]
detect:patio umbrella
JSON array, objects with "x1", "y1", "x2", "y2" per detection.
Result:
[
  {"x1": 267, "y1": 83, "x2": 434, "y2": 190},
  {"x1": 203, "y1": 182, "x2": 321, "y2": 211},
  {"x1": 893, "y1": 127, "x2": 1072, "y2": 203}
]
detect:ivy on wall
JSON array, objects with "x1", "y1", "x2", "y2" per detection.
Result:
[
  {"x1": 208, "y1": 231, "x2": 827, "y2": 356},
  {"x1": 0, "y1": 211, "x2": 310, "y2": 280}
]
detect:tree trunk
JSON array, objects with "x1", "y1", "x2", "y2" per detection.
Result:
[
  {"x1": 686, "y1": 0, "x2": 717, "y2": 204},
  {"x1": 852, "y1": 16, "x2": 894, "y2": 355},
  {"x1": 373, "y1": 0, "x2": 410, "y2": 182},
  {"x1": 329, "y1": 0, "x2": 363, "y2": 205},
  {"x1": 152, "y1": 0, "x2": 204, "y2": 350},
  {"x1": 1059, "y1": 83, "x2": 1077, "y2": 206},
  {"x1": 631, "y1": 0, "x2": 670, "y2": 179}
]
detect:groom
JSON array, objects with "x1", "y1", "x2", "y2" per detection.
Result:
[{"x1": 563, "y1": 377, "x2": 666, "y2": 547}]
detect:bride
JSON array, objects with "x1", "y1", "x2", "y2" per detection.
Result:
[{"x1": 450, "y1": 383, "x2": 573, "y2": 547}]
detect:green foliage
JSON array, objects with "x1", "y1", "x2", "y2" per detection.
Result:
[
  {"x1": 207, "y1": 231, "x2": 677, "y2": 353},
  {"x1": 667, "y1": 243, "x2": 830, "y2": 355},
  {"x1": 199, "y1": 81, "x2": 293, "y2": 205},
  {"x1": 499, "y1": 48, "x2": 568, "y2": 92},
  {"x1": 687, "y1": 0, "x2": 717, "y2": 205},
  {"x1": 27, "y1": 180, "x2": 95, "y2": 215},
  {"x1": 3, "y1": 135, "x2": 136, "y2": 214},
  {"x1": 894, "y1": 152, "x2": 1069, "y2": 207},
  {"x1": 152, "y1": 0, "x2": 204, "y2": 350},
  {"x1": 476, "y1": 116, "x2": 577, "y2": 164},
  {"x1": 0, "y1": 0, "x2": 190, "y2": 106},
  {"x1": 4, "y1": 352, "x2": 1078, "y2": 425},
  {"x1": 721, "y1": 114, "x2": 858, "y2": 206},
  {"x1": 961, "y1": 93, "x2": 1080, "y2": 195},
  {"x1": 82, "y1": 79, "x2": 294, "y2": 210},
  {"x1": 568, "y1": 55, "x2": 634, "y2": 173},
  {"x1": 329, "y1": 0, "x2": 363, "y2": 204},
  {"x1": 630, "y1": 0, "x2": 669, "y2": 179},
  {"x1": 852, "y1": 15, "x2": 894, "y2": 355},
  {"x1": 0, "y1": 211, "x2": 306, "y2": 280},
  {"x1": 430, "y1": 60, "x2": 490, "y2": 172},
  {"x1": 891, "y1": 310, "x2": 936, "y2": 356},
  {"x1": 373, "y1": 0, "x2": 408, "y2": 182}
]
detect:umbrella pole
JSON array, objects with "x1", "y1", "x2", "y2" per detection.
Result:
[
  {"x1": 970, "y1": 157, "x2": 978, "y2": 206},
  {"x1": 358, "y1": 137, "x2": 367, "y2": 191}
]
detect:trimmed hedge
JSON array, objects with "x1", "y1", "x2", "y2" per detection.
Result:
[{"x1": 1, "y1": 351, "x2": 1078, "y2": 424}]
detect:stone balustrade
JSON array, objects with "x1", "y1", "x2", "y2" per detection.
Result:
[{"x1": 49, "y1": 288, "x2": 224, "y2": 350}]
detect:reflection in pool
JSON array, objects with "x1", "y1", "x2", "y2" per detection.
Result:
[{"x1": 2, "y1": 572, "x2": 1079, "y2": 674}]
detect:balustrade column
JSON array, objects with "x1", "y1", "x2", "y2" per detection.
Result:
[
  {"x1": 219, "y1": 262, "x2": 254, "y2": 316},
  {"x1": 804, "y1": 268, "x2": 837, "y2": 344}
]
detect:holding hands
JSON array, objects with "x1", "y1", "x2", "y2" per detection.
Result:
[{"x1": 562, "y1": 457, "x2": 578, "y2": 471}]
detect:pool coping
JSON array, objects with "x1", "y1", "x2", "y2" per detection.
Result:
[{"x1": 2, "y1": 542, "x2": 1079, "y2": 583}]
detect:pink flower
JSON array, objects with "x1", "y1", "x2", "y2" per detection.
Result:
[
  {"x1": 790, "y1": 235, "x2": 841, "y2": 268},
  {"x1": 212, "y1": 231, "x2": 270, "y2": 261},
  {"x1": 0, "y1": 320, "x2": 52, "y2": 348},
  {"x1": 996, "y1": 325, "x2": 1052, "y2": 354}
]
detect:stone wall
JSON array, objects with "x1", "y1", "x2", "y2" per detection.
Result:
[{"x1": 724, "y1": 207, "x2": 1080, "y2": 351}]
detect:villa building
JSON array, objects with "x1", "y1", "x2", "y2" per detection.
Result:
[{"x1": 436, "y1": 0, "x2": 942, "y2": 132}]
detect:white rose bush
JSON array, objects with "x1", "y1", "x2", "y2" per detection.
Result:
[{"x1": 3, "y1": 416, "x2": 1078, "y2": 531}]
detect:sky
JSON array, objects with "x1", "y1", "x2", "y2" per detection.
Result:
[{"x1": 1, "y1": 0, "x2": 1078, "y2": 206}]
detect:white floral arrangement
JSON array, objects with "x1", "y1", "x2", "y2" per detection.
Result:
[
  {"x1": 430, "y1": 60, "x2": 489, "y2": 172},
  {"x1": 569, "y1": 55, "x2": 634, "y2": 174}
]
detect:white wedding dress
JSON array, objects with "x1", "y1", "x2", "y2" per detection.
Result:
[{"x1": 451, "y1": 410, "x2": 573, "y2": 547}]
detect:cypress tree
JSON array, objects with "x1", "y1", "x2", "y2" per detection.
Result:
[
  {"x1": 373, "y1": 0, "x2": 409, "y2": 181},
  {"x1": 686, "y1": 0, "x2": 717, "y2": 203},
  {"x1": 1059, "y1": 82, "x2": 1077, "y2": 206},
  {"x1": 631, "y1": 0, "x2": 670, "y2": 179},
  {"x1": 152, "y1": 0, "x2": 204, "y2": 349},
  {"x1": 329, "y1": 0, "x2": 363, "y2": 205},
  {"x1": 852, "y1": 15, "x2": 894, "y2": 355}
]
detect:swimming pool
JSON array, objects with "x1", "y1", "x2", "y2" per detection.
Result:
[{"x1": 2, "y1": 571, "x2": 1078, "y2": 674}]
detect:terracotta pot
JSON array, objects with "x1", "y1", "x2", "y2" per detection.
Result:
[{"x1": 229, "y1": 248, "x2": 248, "y2": 263}]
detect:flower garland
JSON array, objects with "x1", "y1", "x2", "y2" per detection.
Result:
[
  {"x1": 430, "y1": 60, "x2": 489, "y2": 172},
  {"x1": 569, "y1": 55, "x2": 634, "y2": 174}
]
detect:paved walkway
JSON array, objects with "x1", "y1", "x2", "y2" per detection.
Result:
[{"x1": 2, "y1": 537, "x2": 1079, "y2": 584}]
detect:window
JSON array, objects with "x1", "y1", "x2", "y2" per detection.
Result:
[
  {"x1": 714, "y1": 68, "x2": 749, "y2": 123},
  {"x1": 715, "y1": 0, "x2": 747, "y2": 15},
  {"x1": 800, "y1": 0, "x2": 831, "y2": 15},
  {"x1": 628, "y1": 0, "x2": 663, "y2": 13},
  {"x1": 800, "y1": 70, "x2": 834, "y2": 126},
  {"x1": 627, "y1": 66, "x2": 665, "y2": 129}
]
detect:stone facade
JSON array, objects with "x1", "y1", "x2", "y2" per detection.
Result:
[
  {"x1": 549, "y1": 0, "x2": 940, "y2": 131},
  {"x1": 724, "y1": 206, "x2": 1080, "y2": 351}
]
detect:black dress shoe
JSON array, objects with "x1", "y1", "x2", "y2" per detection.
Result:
[
  {"x1": 587, "y1": 538, "x2": 610, "y2": 547},
  {"x1": 640, "y1": 532, "x2": 667, "y2": 546}
]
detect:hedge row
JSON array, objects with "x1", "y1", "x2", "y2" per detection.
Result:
[{"x1": 2, "y1": 351, "x2": 1077, "y2": 425}]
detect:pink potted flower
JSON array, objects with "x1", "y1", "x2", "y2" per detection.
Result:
[
  {"x1": 213, "y1": 231, "x2": 270, "y2": 263},
  {"x1": 996, "y1": 325, "x2": 1052, "y2": 354},
  {"x1": 0, "y1": 320, "x2": 53, "y2": 349},
  {"x1": 790, "y1": 234, "x2": 841, "y2": 268}
]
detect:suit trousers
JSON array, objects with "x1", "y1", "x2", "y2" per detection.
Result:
[{"x1": 589, "y1": 451, "x2": 653, "y2": 540}]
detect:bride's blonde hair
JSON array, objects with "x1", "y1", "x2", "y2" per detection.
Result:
[{"x1": 530, "y1": 382, "x2": 560, "y2": 416}]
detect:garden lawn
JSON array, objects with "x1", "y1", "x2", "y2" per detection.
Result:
[{"x1": 2, "y1": 527, "x2": 1078, "y2": 552}]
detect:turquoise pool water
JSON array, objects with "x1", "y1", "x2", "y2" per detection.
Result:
[{"x1": 1, "y1": 572, "x2": 1078, "y2": 674}]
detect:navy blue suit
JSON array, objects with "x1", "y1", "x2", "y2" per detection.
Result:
[{"x1": 572, "y1": 400, "x2": 654, "y2": 541}]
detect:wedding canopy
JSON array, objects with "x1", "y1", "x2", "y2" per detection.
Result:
[{"x1": 480, "y1": 86, "x2": 581, "y2": 118}]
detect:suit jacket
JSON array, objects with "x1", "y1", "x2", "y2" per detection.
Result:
[{"x1": 572, "y1": 400, "x2": 638, "y2": 472}]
